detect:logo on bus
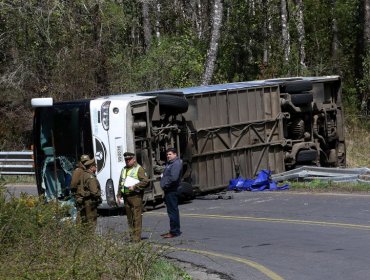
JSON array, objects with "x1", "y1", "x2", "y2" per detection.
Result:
[{"x1": 94, "y1": 137, "x2": 106, "y2": 173}]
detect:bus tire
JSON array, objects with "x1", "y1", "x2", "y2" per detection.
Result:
[
  {"x1": 291, "y1": 92, "x2": 313, "y2": 106},
  {"x1": 282, "y1": 80, "x2": 313, "y2": 93},
  {"x1": 296, "y1": 149, "x2": 317, "y2": 162},
  {"x1": 157, "y1": 94, "x2": 189, "y2": 114},
  {"x1": 140, "y1": 93, "x2": 189, "y2": 114}
]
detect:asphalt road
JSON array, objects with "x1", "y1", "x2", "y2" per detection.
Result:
[
  {"x1": 6, "y1": 185, "x2": 370, "y2": 280},
  {"x1": 100, "y1": 191, "x2": 370, "y2": 280}
]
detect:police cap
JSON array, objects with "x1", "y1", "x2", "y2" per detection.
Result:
[
  {"x1": 80, "y1": 154, "x2": 91, "y2": 163},
  {"x1": 124, "y1": 152, "x2": 135, "y2": 159}
]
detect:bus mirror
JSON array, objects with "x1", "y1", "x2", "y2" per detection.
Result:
[{"x1": 31, "y1": 98, "x2": 53, "y2": 107}]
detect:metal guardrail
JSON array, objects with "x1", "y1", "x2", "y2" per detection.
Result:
[
  {"x1": 0, "y1": 151, "x2": 35, "y2": 175},
  {"x1": 272, "y1": 166, "x2": 370, "y2": 184}
]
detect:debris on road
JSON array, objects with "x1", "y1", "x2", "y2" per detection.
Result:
[
  {"x1": 227, "y1": 170, "x2": 289, "y2": 192},
  {"x1": 196, "y1": 192, "x2": 234, "y2": 200}
]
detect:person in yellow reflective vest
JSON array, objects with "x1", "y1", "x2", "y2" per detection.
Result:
[{"x1": 117, "y1": 152, "x2": 149, "y2": 242}]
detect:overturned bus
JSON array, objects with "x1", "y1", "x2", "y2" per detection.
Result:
[{"x1": 31, "y1": 75, "x2": 345, "y2": 208}]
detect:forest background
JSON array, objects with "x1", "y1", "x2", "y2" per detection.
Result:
[{"x1": 1, "y1": 0, "x2": 370, "y2": 161}]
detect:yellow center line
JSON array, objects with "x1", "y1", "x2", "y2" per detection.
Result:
[
  {"x1": 161, "y1": 245, "x2": 284, "y2": 280},
  {"x1": 146, "y1": 212, "x2": 370, "y2": 231}
]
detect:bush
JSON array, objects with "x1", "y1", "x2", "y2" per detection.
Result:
[{"x1": 0, "y1": 186, "x2": 186, "y2": 280}]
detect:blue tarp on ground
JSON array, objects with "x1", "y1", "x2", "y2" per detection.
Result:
[{"x1": 228, "y1": 170, "x2": 289, "y2": 192}]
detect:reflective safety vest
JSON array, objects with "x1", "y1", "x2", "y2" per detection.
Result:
[{"x1": 120, "y1": 165, "x2": 140, "y2": 194}]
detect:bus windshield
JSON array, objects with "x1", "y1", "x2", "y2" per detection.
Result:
[
  {"x1": 33, "y1": 101, "x2": 93, "y2": 202},
  {"x1": 36, "y1": 102, "x2": 93, "y2": 158}
]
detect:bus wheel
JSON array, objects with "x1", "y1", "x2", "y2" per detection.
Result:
[
  {"x1": 291, "y1": 92, "x2": 313, "y2": 106},
  {"x1": 140, "y1": 92, "x2": 189, "y2": 114},
  {"x1": 282, "y1": 80, "x2": 313, "y2": 94},
  {"x1": 296, "y1": 149, "x2": 318, "y2": 162},
  {"x1": 157, "y1": 94, "x2": 189, "y2": 114}
]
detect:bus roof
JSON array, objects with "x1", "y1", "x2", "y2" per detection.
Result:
[{"x1": 115, "y1": 75, "x2": 341, "y2": 97}]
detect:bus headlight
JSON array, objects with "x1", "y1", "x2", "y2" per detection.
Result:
[
  {"x1": 101, "y1": 101, "x2": 111, "y2": 130},
  {"x1": 105, "y1": 179, "x2": 116, "y2": 207}
]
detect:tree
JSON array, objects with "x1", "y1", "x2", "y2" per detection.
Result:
[
  {"x1": 262, "y1": 0, "x2": 272, "y2": 65},
  {"x1": 365, "y1": 0, "x2": 370, "y2": 48},
  {"x1": 201, "y1": 0, "x2": 223, "y2": 85},
  {"x1": 331, "y1": 0, "x2": 339, "y2": 71},
  {"x1": 92, "y1": 2, "x2": 109, "y2": 96},
  {"x1": 361, "y1": 0, "x2": 370, "y2": 113},
  {"x1": 294, "y1": 0, "x2": 306, "y2": 69},
  {"x1": 141, "y1": 0, "x2": 152, "y2": 51},
  {"x1": 281, "y1": 0, "x2": 290, "y2": 65}
]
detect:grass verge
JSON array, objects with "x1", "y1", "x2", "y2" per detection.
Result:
[
  {"x1": 345, "y1": 116, "x2": 370, "y2": 167},
  {"x1": 0, "y1": 183, "x2": 191, "y2": 280},
  {"x1": 288, "y1": 179, "x2": 370, "y2": 193},
  {"x1": 0, "y1": 175, "x2": 36, "y2": 184}
]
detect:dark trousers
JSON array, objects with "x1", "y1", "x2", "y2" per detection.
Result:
[
  {"x1": 124, "y1": 193, "x2": 143, "y2": 242},
  {"x1": 77, "y1": 200, "x2": 98, "y2": 228},
  {"x1": 164, "y1": 191, "x2": 181, "y2": 235}
]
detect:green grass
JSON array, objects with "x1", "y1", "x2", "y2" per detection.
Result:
[
  {"x1": 147, "y1": 259, "x2": 192, "y2": 280},
  {"x1": 345, "y1": 117, "x2": 370, "y2": 167},
  {"x1": 0, "y1": 175, "x2": 36, "y2": 184},
  {"x1": 288, "y1": 179, "x2": 370, "y2": 193}
]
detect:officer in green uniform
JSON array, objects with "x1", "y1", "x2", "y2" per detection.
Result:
[
  {"x1": 75, "y1": 158, "x2": 102, "y2": 227},
  {"x1": 70, "y1": 154, "x2": 91, "y2": 195},
  {"x1": 71, "y1": 154, "x2": 91, "y2": 223},
  {"x1": 117, "y1": 152, "x2": 149, "y2": 242}
]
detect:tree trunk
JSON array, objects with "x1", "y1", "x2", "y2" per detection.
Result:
[
  {"x1": 262, "y1": 0, "x2": 271, "y2": 65},
  {"x1": 196, "y1": 0, "x2": 203, "y2": 39},
  {"x1": 281, "y1": 0, "x2": 290, "y2": 64},
  {"x1": 201, "y1": 0, "x2": 223, "y2": 85},
  {"x1": 294, "y1": 0, "x2": 306, "y2": 69},
  {"x1": 247, "y1": 0, "x2": 256, "y2": 64},
  {"x1": 142, "y1": 0, "x2": 151, "y2": 51},
  {"x1": 182, "y1": 0, "x2": 193, "y2": 21},
  {"x1": 155, "y1": 0, "x2": 161, "y2": 40},
  {"x1": 93, "y1": 3, "x2": 109, "y2": 96},
  {"x1": 331, "y1": 0, "x2": 339, "y2": 70},
  {"x1": 362, "y1": 0, "x2": 370, "y2": 114},
  {"x1": 365, "y1": 0, "x2": 370, "y2": 49}
]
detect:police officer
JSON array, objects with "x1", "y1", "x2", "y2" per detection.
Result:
[
  {"x1": 75, "y1": 158, "x2": 102, "y2": 227},
  {"x1": 70, "y1": 154, "x2": 91, "y2": 195},
  {"x1": 117, "y1": 152, "x2": 149, "y2": 242}
]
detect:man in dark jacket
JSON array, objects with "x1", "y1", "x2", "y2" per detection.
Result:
[{"x1": 160, "y1": 147, "x2": 183, "y2": 238}]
